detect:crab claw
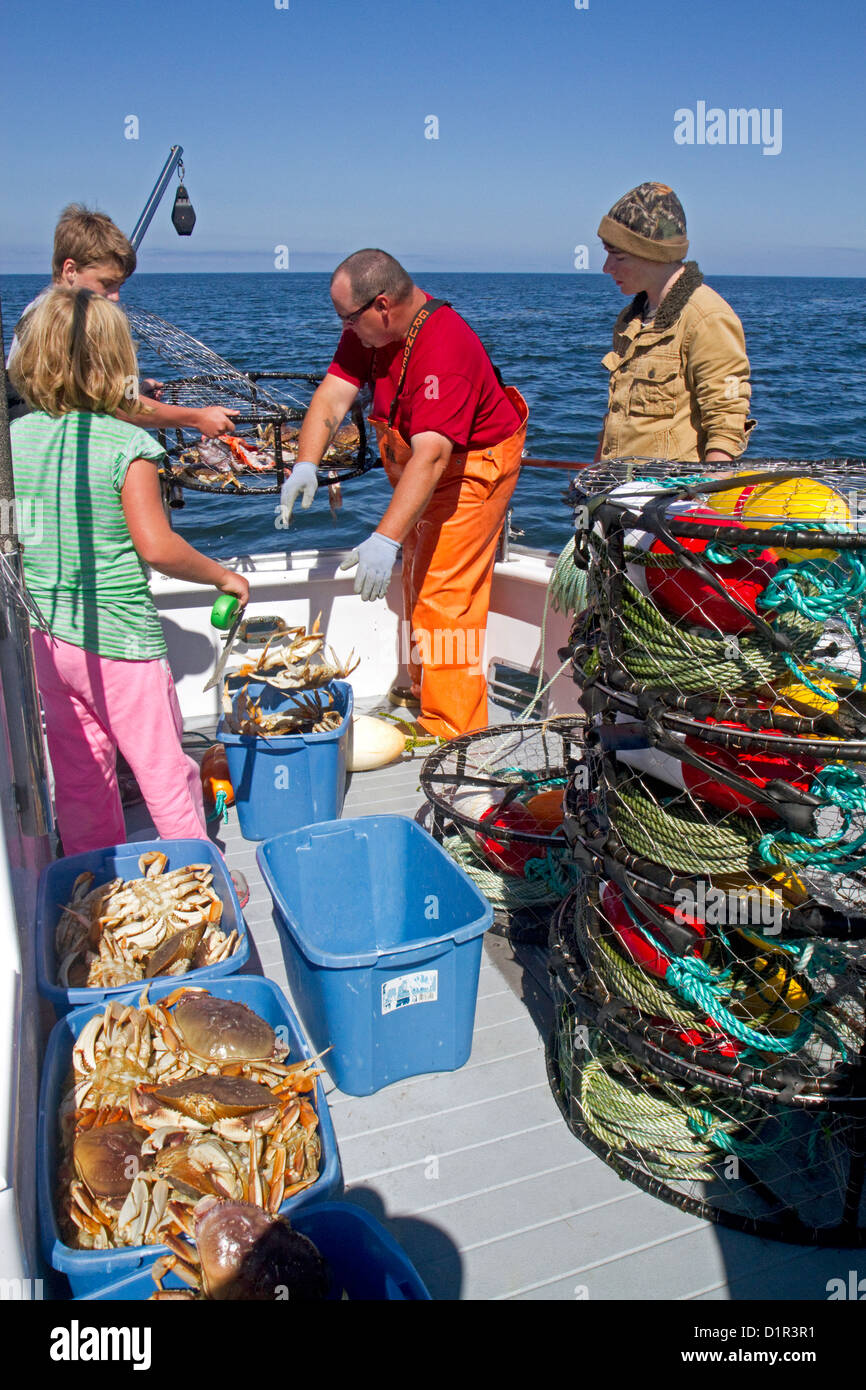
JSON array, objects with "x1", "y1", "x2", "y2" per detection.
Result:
[{"x1": 139, "y1": 851, "x2": 168, "y2": 879}]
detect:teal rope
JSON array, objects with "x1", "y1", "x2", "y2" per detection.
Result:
[
  {"x1": 617, "y1": 897, "x2": 821, "y2": 1057},
  {"x1": 686, "y1": 1106, "x2": 795, "y2": 1161},
  {"x1": 524, "y1": 847, "x2": 579, "y2": 895},
  {"x1": 206, "y1": 788, "x2": 229, "y2": 824},
  {"x1": 756, "y1": 541, "x2": 866, "y2": 694},
  {"x1": 759, "y1": 762, "x2": 866, "y2": 873}
]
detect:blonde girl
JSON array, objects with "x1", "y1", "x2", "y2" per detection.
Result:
[{"x1": 9, "y1": 286, "x2": 249, "y2": 856}]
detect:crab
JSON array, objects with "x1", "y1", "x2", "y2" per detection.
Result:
[
  {"x1": 148, "y1": 1131, "x2": 250, "y2": 1202},
  {"x1": 150, "y1": 1197, "x2": 329, "y2": 1301},
  {"x1": 128, "y1": 1074, "x2": 284, "y2": 1133},
  {"x1": 221, "y1": 688, "x2": 343, "y2": 738},
  {"x1": 115, "y1": 1174, "x2": 189, "y2": 1247},
  {"x1": 223, "y1": 615, "x2": 359, "y2": 698},
  {"x1": 66, "y1": 1001, "x2": 156, "y2": 1119},
  {"x1": 55, "y1": 856, "x2": 239, "y2": 989},
  {"x1": 62, "y1": 1119, "x2": 152, "y2": 1249},
  {"x1": 58, "y1": 988, "x2": 324, "y2": 1249},
  {"x1": 128, "y1": 1075, "x2": 321, "y2": 1212}
]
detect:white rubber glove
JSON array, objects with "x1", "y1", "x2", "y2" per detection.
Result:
[
  {"x1": 279, "y1": 462, "x2": 319, "y2": 526},
  {"x1": 339, "y1": 532, "x2": 400, "y2": 601}
]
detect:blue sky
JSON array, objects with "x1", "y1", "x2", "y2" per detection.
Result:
[{"x1": 1, "y1": 0, "x2": 864, "y2": 276}]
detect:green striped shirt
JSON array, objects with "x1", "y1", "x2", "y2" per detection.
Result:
[{"x1": 10, "y1": 411, "x2": 168, "y2": 660}]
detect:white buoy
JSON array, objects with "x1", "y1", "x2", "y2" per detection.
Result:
[{"x1": 347, "y1": 715, "x2": 407, "y2": 771}]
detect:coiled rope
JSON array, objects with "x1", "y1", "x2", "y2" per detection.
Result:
[{"x1": 570, "y1": 1022, "x2": 780, "y2": 1181}]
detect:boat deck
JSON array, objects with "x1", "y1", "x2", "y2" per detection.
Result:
[{"x1": 124, "y1": 720, "x2": 866, "y2": 1301}]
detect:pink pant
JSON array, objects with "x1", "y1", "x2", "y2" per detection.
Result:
[{"x1": 32, "y1": 631, "x2": 208, "y2": 856}]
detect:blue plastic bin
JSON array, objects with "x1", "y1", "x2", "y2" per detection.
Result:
[
  {"x1": 218, "y1": 680, "x2": 353, "y2": 841},
  {"x1": 38, "y1": 974, "x2": 343, "y2": 1297},
  {"x1": 36, "y1": 837, "x2": 249, "y2": 1016},
  {"x1": 78, "y1": 1202, "x2": 431, "y2": 1301},
  {"x1": 257, "y1": 815, "x2": 493, "y2": 1096}
]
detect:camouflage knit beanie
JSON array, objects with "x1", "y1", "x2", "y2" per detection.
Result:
[{"x1": 597, "y1": 182, "x2": 689, "y2": 263}]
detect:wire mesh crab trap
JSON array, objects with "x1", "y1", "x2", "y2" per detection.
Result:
[
  {"x1": 569, "y1": 459, "x2": 866, "y2": 722},
  {"x1": 550, "y1": 884, "x2": 866, "y2": 1109},
  {"x1": 420, "y1": 717, "x2": 590, "y2": 943},
  {"x1": 567, "y1": 459, "x2": 866, "y2": 932},
  {"x1": 545, "y1": 969, "x2": 866, "y2": 1245},
  {"x1": 124, "y1": 306, "x2": 373, "y2": 501}
]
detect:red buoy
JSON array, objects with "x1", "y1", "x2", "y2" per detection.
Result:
[
  {"x1": 645, "y1": 510, "x2": 777, "y2": 634},
  {"x1": 682, "y1": 733, "x2": 819, "y2": 819},
  {"x1": 477, "y1": 802, "x2": 546, "y2": 877},
  {"x1": 598, "y1": 882, "x2": 740, "y2": 1057}
]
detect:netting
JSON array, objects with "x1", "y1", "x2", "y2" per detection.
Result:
[
  {"x1": 547, "y1": 978, "x2": 866, "y2": 1244},
  {"x1": 123, "y1": 307, "x2": 373, "y2": 495},
  {"x1": 421, "y1": 718, "x2": 588, "y2": 942}
]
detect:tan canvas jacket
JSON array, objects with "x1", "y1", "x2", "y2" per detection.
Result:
[{"x1": 599, "y1": 263, "x2": 754, "y2": 463}]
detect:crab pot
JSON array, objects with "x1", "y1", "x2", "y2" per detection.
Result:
[
  {"x1": 37, "y1": 975, "x2": 342, "y2": 1297},
  {"x1": 77, "y1": 1201, "x2": 431, "y2": 1301},
  {"x1": 35, "y1": 837, "x2": 250, "y2": 1017},
  {"x1": 545, "y1": 964, "x2": 866, "y2": 1245},
  {"x1": 549, "y1": 885, "x2": 866, "y2": 1110},
  {"x1": 217, "y1": 680, "x2": 352, "y2": 842},
  {"x1": 419, "y1": 717, "x2": 589, "y2": 944},
  {"x1": 257, "y1": 816, "x2": 493, "y2": 1095}
]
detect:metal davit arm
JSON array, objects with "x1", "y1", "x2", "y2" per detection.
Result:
[{"x1": 129, "y1": 144, "x2": 185, "y2": 251}]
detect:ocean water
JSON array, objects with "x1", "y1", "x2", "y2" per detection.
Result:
[{"x1": 3, "y1": 272, "x2": 865, "y2": 559}]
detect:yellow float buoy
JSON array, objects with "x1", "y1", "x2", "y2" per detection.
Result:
[
  {"x1": 772, "y1": 669, "x2": 840, "y2": 717},
  {"x1": 703, "y1": 473, "x2": 849, "y2": 563},
  {"x1": 730, "y1": 929, "x2": 811, "y2": 1035}
]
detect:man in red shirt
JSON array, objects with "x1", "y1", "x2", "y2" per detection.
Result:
[{"x1": 280, "y1": 248, "x2": 528, "y2": 740}]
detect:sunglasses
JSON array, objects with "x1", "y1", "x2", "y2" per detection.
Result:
[{"x1": 337, "y1": 290, "x2": 384, "y2": 325}]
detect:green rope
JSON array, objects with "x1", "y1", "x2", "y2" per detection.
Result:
[
  {"x1": 584, "y1": 572, "x2": 823, "y2": 696},
  {"x1": 613, "y1": 778, "x2": 764, "y2": 876},
  {"x1": 442, "y1": 833, "x2": 575, "y2": 911},
  {"x1": 572, "y1": 1024, "x2": 779, "y2": 1181},
  {"x1": 549, "y1": 535, "x2": 588, "y2": 616}
]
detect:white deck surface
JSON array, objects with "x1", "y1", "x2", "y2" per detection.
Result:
[{"x1": 124, "y1": 725, "x2": 866, "y2": 1302}]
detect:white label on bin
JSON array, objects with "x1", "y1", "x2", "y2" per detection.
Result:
[{"x1": 381, "y1": 970, "x2": 438, "y2": 1015}]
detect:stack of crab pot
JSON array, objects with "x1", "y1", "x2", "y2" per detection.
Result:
[{"x1": 547, "y1": 458, "x2": 866, "y2": 1243}]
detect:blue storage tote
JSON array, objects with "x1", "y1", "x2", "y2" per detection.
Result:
[
  {"x1": 257, "y1": 815, "x2": 493, "y2": 1096},
  {"x1": 78, "y1": 1202, "x2": 431, "y2": 1301},
  {"x1": 218, "y1": 679, "x2": 352, "y2": 841},
  {"x1": 38, "y1": 974, "x2": 343, "y2": 1296},
  {"x1": 36, "y1": 837, "x2": 249, "y2": 1015}
]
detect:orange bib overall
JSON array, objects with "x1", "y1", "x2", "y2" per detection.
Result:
[{"x1": 371, "y1": 385, "x2": 527, "y2": 739}]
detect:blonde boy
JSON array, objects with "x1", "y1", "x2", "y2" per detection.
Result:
[{"x1": 9, "y1": 205, "x2": 237, "y2": 437}]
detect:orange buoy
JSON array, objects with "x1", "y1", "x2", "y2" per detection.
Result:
[{"x1": 523, "y1": 787, "x2": 565, "y2": 832}]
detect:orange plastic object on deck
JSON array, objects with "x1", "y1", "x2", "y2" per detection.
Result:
[{"x1": 200, "y1": 742, "x2": 235, "y2": 808}]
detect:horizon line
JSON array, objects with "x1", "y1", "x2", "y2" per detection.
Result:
[{"x1": 2, "y1": 268, "x2": 866, "y2": 281}]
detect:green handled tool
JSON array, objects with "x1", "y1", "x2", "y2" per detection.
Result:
[{"x1": 204, "y1": 595, "x2": 246, "y2": 692}]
